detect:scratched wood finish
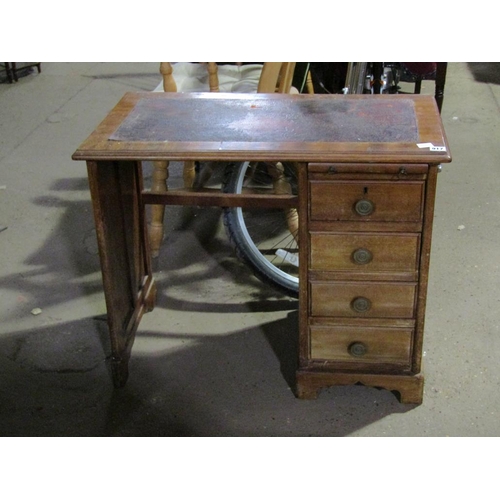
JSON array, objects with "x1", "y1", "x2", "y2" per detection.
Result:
[
  {"x1": 412, "y1": 165, "x2": 440, "y2": 374},
  {"x1": 297, "y1": 159, "x2": 448, "y2": 404},
  {"x1": 86, "y1": 160, "x2": 155, "y2": 387},
  {"x1": 72, "y1": 93, "x2": 451, "y2": 164},
  {"x1": 142, "y1": 189, "x2": 298, "y2": 208},
  {"x1": 309, "y1": 232, "x2": 421, "y2": 273},
  {"x1": 310, "y1": 325, "x2": 413, "y2": 367},
  {"x1": 73, "y1": 92, "x2": 451, "y2": 399},
  {"x1": 296, "y1": 371, "x2": 424, "y2": 403},
  {"x1": 308, "y1": 163, "x2": 429, "y2": 176},
  {"x1": 310, "y1": 281, "x2": 417, "y2": 318},
  {"x1": 309, "y1": 181, "x2": 425, "y2": 222}
]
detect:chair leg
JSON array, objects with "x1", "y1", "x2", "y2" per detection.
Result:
[
  {"x1": 4, "y1": 63, "x2": 13, "y2": 83},
  {"x1": 183, "y1": 160, "x2": 196, "y2": 188},
  {"x1": 207, "y1": 63, "x2": 219, "y2": 92},
  {"x1": 305, "y1": 71, "x2": 314, "y2": 94},
  {"x1": 192, "y1": 161, "x2": 218, "y2": 190},
  {"x1": 159, "y1": 62, "x2": 177, "y2": 92},
  {"x1": 372, "y1": 63, "x2": 384, "y2": 94},
  {"x1": 269, "y1": 162, "x2": 299, "y2": 243},
  {"x1": 434, "y1": 62, "x2": 447, "y2": 113},
  {"x1": 11, "y1": 62, "x2": 19, "y2": 82},
  {"x1": 414, "y1": 78, "x2": 422, "y2": 94},
  {"x1": 149, "y1": 160, "x2": 169, "y2": 258}
]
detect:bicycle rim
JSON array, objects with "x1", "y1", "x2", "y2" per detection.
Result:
[{"x1": 222, "y1": 161, "x2": 299, "y2": 297}]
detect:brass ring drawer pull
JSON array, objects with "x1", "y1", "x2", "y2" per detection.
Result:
[
  {"x1": 351, "y1": 296, "x2": 372, "y2": 313},
  {"x1": 354, "y1": 199, "x2": 374, "y2": 216},
  {"x1": 352, "y1": 248, "x2": 373, "y2": 265},
  {"x1": 348, "y1": 342, "x2": 368, "y2": 357}
]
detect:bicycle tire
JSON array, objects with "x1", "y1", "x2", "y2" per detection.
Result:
[{"x1": 222, "y1": 161, "x2": 299, "y2": 297}]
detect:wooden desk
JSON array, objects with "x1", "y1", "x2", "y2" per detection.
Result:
[{"x1": 72, "y1": 92, "x2": 451, "y2": 403}]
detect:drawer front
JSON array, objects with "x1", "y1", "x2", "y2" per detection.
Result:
[
  {"x1": 310, "y1": 181, "x2": 424, "y2": 222},
  {"x1": 310, "y1": 282, "x2": 417, "y2": 318},
  {"x1": 310, "y1": 233, "x2": 420, "y2": 272},
  {"x1": 308, "y1": 163, "x2": 429, "y2": 176},
  {"x1": 310, "y1": 325, "x2": 412, "y2": 366}
]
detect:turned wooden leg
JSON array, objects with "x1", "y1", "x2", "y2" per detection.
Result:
[
  {"x1": 159, "y1": 62, "x2": 177, "y2": 92},
  {"x1": 286, "y1": 208, "x2": 299, "y2": 244},
  {"x1": 207, "y1": 62, "x2": 219, "y2": 92},
  {"x1": 434, "y1": 62, "x2": 448, "y2": 113},
  {"x1": 183, "y1": 160, "x2": 196, "y2": 188},
  {"x1": 149, "y1": 160, "x2": 169, "y2": 258},
  {"x1": 305, "y1": 71, "x2": 314, "y2": 94},
  {"x1": 269, "y1": 162, "x2": 299, "y2": 243}
]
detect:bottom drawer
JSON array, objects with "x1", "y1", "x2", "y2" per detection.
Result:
[{"x1": 310, "y1": 325, "x2": 412, "y2": 367}]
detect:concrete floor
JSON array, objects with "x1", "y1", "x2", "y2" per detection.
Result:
[{"x1": 0, "y1": 62, "x2": 499, "y2": 436}]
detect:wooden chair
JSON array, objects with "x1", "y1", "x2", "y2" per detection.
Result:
[
  {"x1": 149, "y1": 62, "x2": 301, "y2": 257},
  {"x1": 404, "y1": 62, "x2": 448, "y2": 113},
  {"x1": 2, "y1": 62, "x2": 41, "y2": 83}
]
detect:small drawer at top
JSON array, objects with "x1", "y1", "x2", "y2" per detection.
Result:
[{"x1": 310, "y1": 180, "x2": 424, "y2": 222}]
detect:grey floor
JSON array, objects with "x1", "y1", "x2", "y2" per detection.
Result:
[{"x1": 1, "y1": 62, "x2": 499, "y2": 437}]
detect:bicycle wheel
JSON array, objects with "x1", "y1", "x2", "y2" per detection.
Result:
[{"x1": 222, "y1": 161, "x2": 299, "y2": 297}]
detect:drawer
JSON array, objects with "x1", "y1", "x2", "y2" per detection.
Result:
[
  {"x1": 310, "y1": 281, "x2": 417, "y2": 318},
  {"x1": 310, "y1": 233, "x2": 420, "y2": 273},
  {"x1": 308, "y1": 163, "x2": 429, "y2": 177},
  {"x1": 310, "y1": 325, "x2": 412, "y2": 367},
  {"x1": 309, "y1": 181, "x2": 424, "y2": 222}
]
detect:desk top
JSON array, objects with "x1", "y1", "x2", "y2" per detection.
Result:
[{"x1": 72, "y1": 92, "x2": 451, "y2": 164}]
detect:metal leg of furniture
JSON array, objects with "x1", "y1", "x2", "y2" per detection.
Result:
[{"x1": 86, "y1": 160, "x2": 156, "y2": 387}]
